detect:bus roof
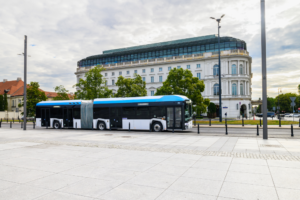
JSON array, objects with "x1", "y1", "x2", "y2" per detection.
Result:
[
  {"x1": 93, "y1": 95, "x2": 189, "y2": 104},
  {"x1": 36, "y1": 95, "x2": 190, "y2": 106}
]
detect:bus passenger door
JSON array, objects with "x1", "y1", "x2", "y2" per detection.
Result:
[
  {"x1": 167, "y1": 107, "x2": 182, "y2": 129},
  {"x1": 110, "y1": 107, "x2": 122, "y2": 129},
  {"x1": 41, "y1": 108, "x2": 50, "y2": 127},
  {"x1": 63, "y1": 108, "x2": 73, "y2": 128}
]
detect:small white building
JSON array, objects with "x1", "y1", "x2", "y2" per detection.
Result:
[{"x1": 75, "y1": 35, "x2": 252, "y2": 118}]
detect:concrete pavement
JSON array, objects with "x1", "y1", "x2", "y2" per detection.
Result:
[{"x1": 1, "y1": 128, "x2": 300, "y2": 199}]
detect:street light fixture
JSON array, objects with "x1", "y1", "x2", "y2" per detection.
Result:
[{"x1": 210, "y1": 14, "x2": 225, "y2": 122}]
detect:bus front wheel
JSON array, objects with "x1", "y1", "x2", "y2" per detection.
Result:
[
  {"x1": 98, "y1": 122, "x2": 106, "y2": 130},
  {"x1": 153, "y1": 122, "x2": 162, "y2": 132}
]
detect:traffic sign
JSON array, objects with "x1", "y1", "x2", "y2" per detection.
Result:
[
  {"x1": 290, "y1": 97, "x2": 296, "y2": 102},
  {"x1": 291, "y1": 102, "x2": 296, "y2": 107},
  {"x1": 273, "y1": 107, "x2": 276, "y2": 111}
]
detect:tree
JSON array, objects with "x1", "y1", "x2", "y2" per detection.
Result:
[
  {"x1": 267, "y1": 97, "x2": 275, "y2": 111},
  {"x1": 155, "y1": 68, "x2": 210, "y2": 115},
  {"x1": 75, "y1": 65, "x2": 112, "y2": 99},
  {"x1": 3, "y1": 93, "x2": 8, "y2": 111},
  {"x1": 207, "y1": 102, "x2": 216, "y2": 118},
  {"x1": 115, "y1": 74, "x2": 147, "y2": 97},
  {"x1": 298, "y1": 84, "x2": 300, "y2": 94},
  {"x1": 18, "y1": 82, "x2": 47, "y2": 117},
  {"x1": 0, "y1": 95, "x2": 3, "y2": 111},
  {"x1": 275, "y1": 93, "x2": 297, "y2": 113},
  {"x1": 53, "y1": 85, "x2": 70, "y2": 100}
]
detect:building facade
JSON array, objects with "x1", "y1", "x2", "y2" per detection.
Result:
[{"x1": 75, "y1": 35, "x2": 252, "y2": 118}]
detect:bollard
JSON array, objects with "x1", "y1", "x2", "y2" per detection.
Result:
[
  {"x1": 198, "y1": 123, "x2": 200, "y2": 134},
  {"x1": 129, "y1": 123, "x2": 130, "y2": 132},
  {"x1": 291, "y1": 124, "x2": 294, "y2": 137},
  {"x1": 257, "y1": 124, "x2": 259, "y2": 136},
  {"x1": 7, "y1": 118, "x2": 8, "y2": 123},
  {"x1": 279, "y1": 118, "x2": 281, "y2": 127},
  {"x1": 33, "y1": 121, "x2": 35, "y2": 129},
  {"x1": 10, "y1": 121, "x2": 12, "y2": 128},
  {"x1": 260, "y1": 119, "x2": 262, "y2": 127},
  {"x1": 225, "y1": 123, "x2": 228, "y2": 135},
  {"x1": 299, "y1": 118, "x2": 300, "y2": 128},
  {"x1": 19, "y1": 119, "x2": 20, "y2": 123},
  {"x1": 209, "y1": 118, "x2": 211, "y2": 126},
  {"x1": 0, "y1": 121, "x2": 1, "y2": 128},
  {"x1": 21, "y1": 122, "x2": 23, "y2": 128},
  {"x1": 242, "y1": 118, "x2": 244, "y2": 127},
  {"x1": 46, "y1": 121, "x2": 48, "y2": 129},
  {"x1": 13, "y1": 118, "x2": 14, "y2": 123}
]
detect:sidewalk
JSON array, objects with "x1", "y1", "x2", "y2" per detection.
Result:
[{"x1": 193, "y1": 124, "x2": 300, "y2": 129}]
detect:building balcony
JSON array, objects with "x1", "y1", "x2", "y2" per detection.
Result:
[
  {"x1": 206, "y1": 94, "x2": 251, "y2": 99},
  {"x1": 205, "y1": 74, "x2": 252, "y2": 79},
  {"x1": 76, "y1": 49, "x2": 250, "y2": 72}
]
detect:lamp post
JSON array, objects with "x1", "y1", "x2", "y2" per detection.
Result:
[
  {"x1": 210, "y1": 14, "x2": 225, "y2": 122},
  {"x1": 261, "y1": 0, "x2": 268, "y2": 139},
  {"x1": 277, "y1": 88, "x2": 282, "y2": 118},
  {"x1": 18, "y1": 36, "x2": 30, "y2": 131}
]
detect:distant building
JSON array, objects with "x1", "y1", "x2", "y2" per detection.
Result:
[
  {"x1": 75, "y1": 35, "x2": 252, "y2": 118},
  {"x1": 0, "y1": 78, "x2": 58, "y2": 113}
]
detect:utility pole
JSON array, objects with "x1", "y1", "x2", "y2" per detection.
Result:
[
  {"x1": 23, "y1": 35, "x2": 27, "y2": 131},
  {"x1": 261, "y1": 0, "x2": 268, "y2": 139}
]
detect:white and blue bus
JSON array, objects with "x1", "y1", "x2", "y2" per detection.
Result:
[{"x1": 35, "y1": 95, "x2": 193, "y2": 131}]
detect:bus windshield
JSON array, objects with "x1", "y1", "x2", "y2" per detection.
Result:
[{"x1": 185, "y1": 101, "x2": 192, "y2": 122}]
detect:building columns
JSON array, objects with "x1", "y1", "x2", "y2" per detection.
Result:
[{"x1": 238, "y1": 80, "x2": 240, "y2": 95}]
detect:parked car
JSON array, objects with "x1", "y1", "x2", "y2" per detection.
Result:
[
  {"x1": 20, "y1": 116, "x2": 35, "y2": 121},
  {"x1": 255, "y1": 112, "x2": 275, "y2": 118},
  {"x1": 285, "y1": 113, "x2": 291, "y2": 116},
  {"x1": 286, "y1": 114, "x2": 300, "y2": 117}
]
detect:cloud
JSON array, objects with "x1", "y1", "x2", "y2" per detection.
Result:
[{"x1": 0, "y1": 0, "x2": 299, "y2": 100}]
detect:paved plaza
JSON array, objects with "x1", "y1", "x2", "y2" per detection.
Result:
[{"x1": 1, "y1": 128, "x2": 300, "y2": 199}]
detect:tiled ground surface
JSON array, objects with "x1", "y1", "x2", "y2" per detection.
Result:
[{"x1": 1, "y1": 128, "x2": 300, "y2": 199}]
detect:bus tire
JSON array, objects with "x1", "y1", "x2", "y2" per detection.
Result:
[
  {"x1": 153, "y1": 122, "x2": 162, "y2": 132},
  {"x1": 98, "y1": 121, "x2": 106, "y2": 130},
  {"x1": 53, "y1": 121, "x2": 60, "y2": 129}
]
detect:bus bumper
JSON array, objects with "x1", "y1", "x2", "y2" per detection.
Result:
[{"x1": 185, "y1": 121, "x2": 193, "y2": 130}]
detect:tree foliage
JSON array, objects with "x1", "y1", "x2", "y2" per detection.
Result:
[
  {"x1": 267, "y1": 97, "x2": 276, "y2": 111},
  {"x1": 298, "y1": 84, "x2": 300, "y2": 95},
  {"x1": 74, "y1": 65, "x2": 112, "y2": 100},
  {"x1": 208, "y1": 102, "x2": 216, "y2": 114},
  {"x1": 0, "y1": 95, "x2": 3, "y2": 111},
  {"x1": 53, "y1": 85, "x2": 70, "y2": 100},
  {"x1": 275, "y1": 93, "x2": 298, "y2": 113},
  {"x1": 115, "y1": 74, "x2": 147, "y2": 97},
  {"x1": 155, "y1": 68, "x2": 210, "y2": 115},
  {"x1": 3, "y1": 93, "x2": 8, "y2": 111},
  {"x1": 18, "y1": 82, "x2": 47, "y2": 117}
]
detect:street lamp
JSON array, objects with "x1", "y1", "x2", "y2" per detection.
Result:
[
  {"x1": 210, "y1": 14, "x2": 225, "y2": 122},
  {"x1": 277, "y1": 88, "x2": 282, "y2": 118},
  {"x1": 17, "y1": 36, "x2": 29, "y2": 131}
]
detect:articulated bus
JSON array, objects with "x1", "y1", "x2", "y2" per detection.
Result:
[{"x1": 36, "y1": 95, "x2": 193, "y2": 132}]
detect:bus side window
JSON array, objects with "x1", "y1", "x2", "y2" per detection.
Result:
[
  {"x1": 150, "y1": 107, "x2": 166, "y2": 118},
  {"x1": 137, "y1": 107, "x2": 150, "y2": 119},
  {"x1": 122, "y1": 107, "x2": 136, "y2": 119},
  {"x1": 73, "y1": 108, "x2": 81, "y2": 119},
  {"x1": 94, "y1": 107, "x2": 109, "y2": 119},
  {"x1": 51, "y1": 108, "x2": 62, "y2": 119}
]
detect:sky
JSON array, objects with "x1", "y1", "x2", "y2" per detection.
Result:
[{"x1": 0, "y1": 0, "x2": 299, "y2": 99}]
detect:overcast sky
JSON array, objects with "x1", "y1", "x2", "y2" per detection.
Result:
[{"x1": 0, "y1": 0, "x2": 299, "y2": 99}]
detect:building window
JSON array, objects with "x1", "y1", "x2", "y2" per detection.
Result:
[
  {"x1": 119, "y1": 71, "x2": 122, "y2": 75},
  {"x1": 134, "y1": 70, "x2": 137, "y2": 74},
  {"x1": 159, "y1": 67, "x2": 162, "y2": 72},
  {"x1": 232, "y1": 83, "x2": 237, "y2": 95},
  {"x1": 197, "y1": 64, "x2": 201, "y2": 68},
  {"x1": 12, "y1": 100, "x2": 14, "y2": 106},
  {"x1": 187, "y1": 65, "x2": 190, "y2": 69},
  {"x1": 127, "y1": 71, "x2": 130, "y2": 75},
  {"x1": 159, "y1": 76, "x2": 163, "y2": 82},
  {"x1": 112, "y1": 80, "x2": 115, "y2": 85},
  {"x1": 112, "y1": 92, "x2": 115, "y2": 96},
  {"x1": 213, "y1": 65, "x2": 219, "y2": 76},
  {"x1": 112, "y1": 72, "x2": 115, "y2": 76},
  {"x1": 239, "y1": 65, "x2": 244, "y2": 74},
  {"x1": 213, "y1": 83, "x2": 219, "y2": 95},
  {"x1": 232, "y1": 64, "x2": 237, "y2": 74},
  {"x1": 168, "y1": 66, "x2": 171, "y2": 71},
  {"x1": 142, "y1": 77, "x2": 146, "y2": 82},
  {"x1": 105, "y1": 73, "x2": 107, "y2": 76},
  {"x1": 197, "y1": 73, "x2": 201, "y2": 79},
  {"x1": 143, "y1": 69, "x2": 146, "y2": 73},
  {"x1": 151, "y1": 76, "x2": 154, "y2": 83},
  {"x1": 151, "y1": 68, "x2": 154, "y2": 72},
  {"x1": 177, "y1": 66, "x2": 181, "y2": 69},
  {"x1": 151, "y1": 91, "x2": 154, "y2": 96},
  {"x1": 105, "y1": 80, "x2": 107, "y2": 86},
  {"x1": 240, "y1": 84, "x2": 244, "y2": 95}
]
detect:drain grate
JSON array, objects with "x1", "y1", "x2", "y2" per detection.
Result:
[
  {"x1": 260, "y1": 144, "x2": 282, "y2": 148},
  {"x1": 104, "y1": 134, "x2": 113, "y2": 136},
  {"x1": 121, "y1": 136, "x2": 131, "y2": 138}
]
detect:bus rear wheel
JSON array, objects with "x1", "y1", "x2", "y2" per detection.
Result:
[
  {"x1": 98, "y1": 122, "x2": 106, "y2": 130},
  {"x1": 153, "y1": 122, "x2": 162, "y2": 132},
  {"x1": 53, "y1": 121, "x2": 60, "y2": 129}
]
